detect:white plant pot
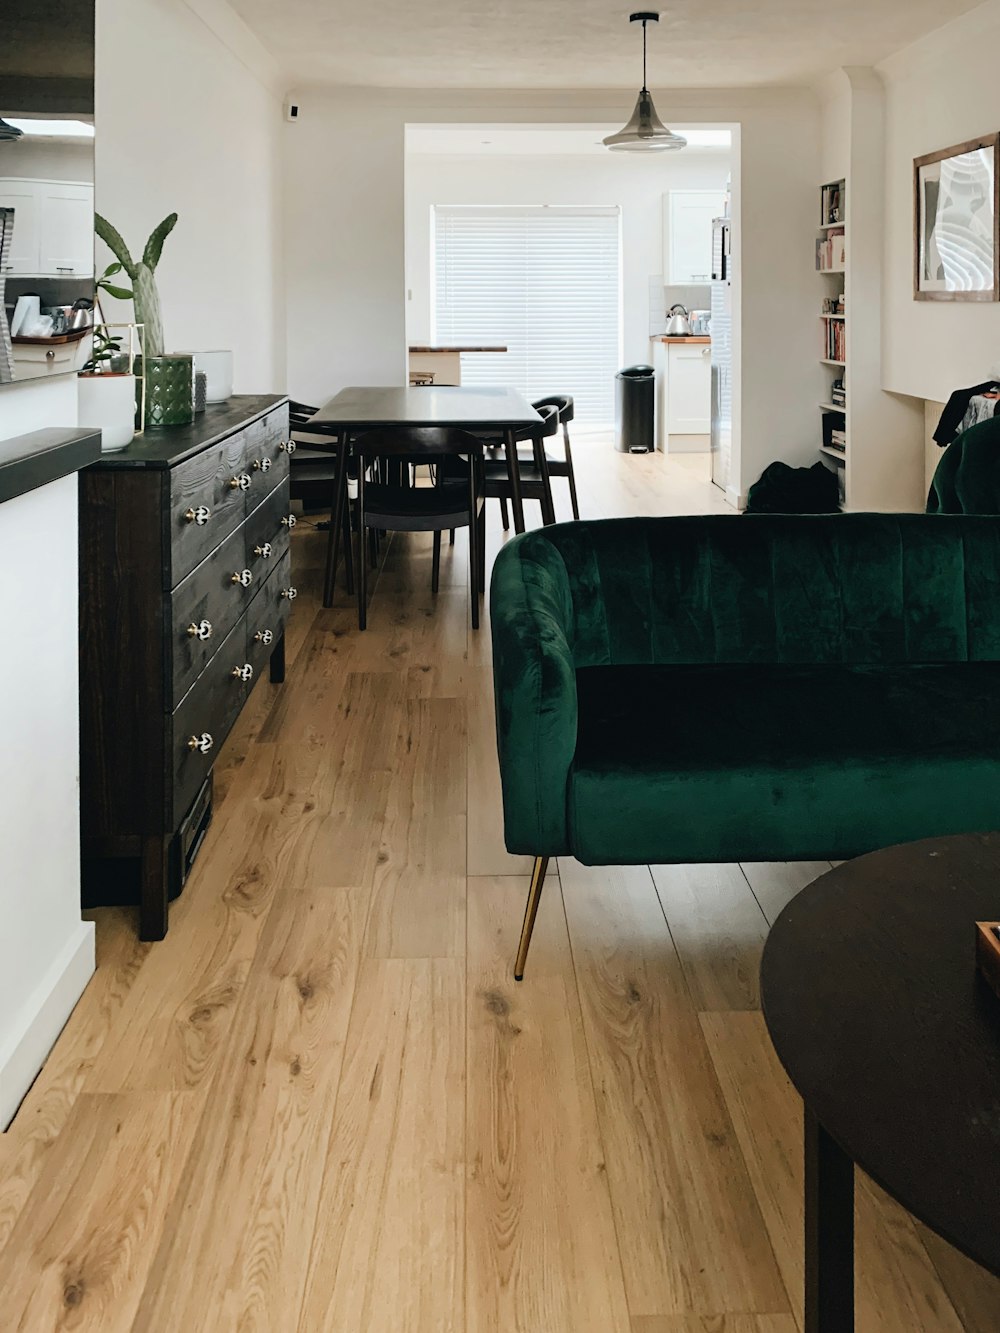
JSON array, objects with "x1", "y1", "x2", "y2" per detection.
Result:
[{"x1": 77, "y1": 374, "x2": 136, "y2": 453}]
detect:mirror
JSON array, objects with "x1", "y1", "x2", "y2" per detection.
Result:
[{"x1": 0, "y1": 1, "x2": 95, "y2": 384}]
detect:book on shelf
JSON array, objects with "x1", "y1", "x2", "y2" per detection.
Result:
[
  {"x1": 824, "y1": 319, "x2": 846, "y2": 362},
  {"x1": 815, "y1": 229, "x2": 846, "y2": 271},
  {"x1": 821, "y1": 182, "x2": 844, "y2": 227}
]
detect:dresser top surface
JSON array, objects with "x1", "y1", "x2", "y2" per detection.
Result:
[
  {"x1": 89, "y1": 395, "x2": 289, "y2": 470},
  {"x1": 0, "y1": 428, "x2": 101, "y2": 505}
]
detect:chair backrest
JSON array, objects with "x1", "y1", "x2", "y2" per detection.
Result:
[
  {"x1": 502, "y1": 514, "x2": 1000, "y2": 669},
  {"x1": 533, "y1": 395, "x2": 574, "y2": 424},
  {"x1": 354, "y1": 425, "x2": 483, "y2": 459},
  {"x1": 520, "y1": 403, "x2": 559, "y2": 441}
]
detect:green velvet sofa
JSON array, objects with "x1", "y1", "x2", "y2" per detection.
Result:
[{"x1": 490, "y1": 514, "x2": 1000, "y2": 978}]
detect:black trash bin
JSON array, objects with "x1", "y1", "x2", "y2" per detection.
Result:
[{"x1": 615, "y1": 364, "x2": 655, "y2": 453}]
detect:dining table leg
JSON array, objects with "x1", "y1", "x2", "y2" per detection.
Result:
[
  {"x1": 323, "y1": 434, "x2": 350, "y2": 609},
  {"x1": 504, "y1": 428, "x2": 525, "y2": 534},
  {"x1": 804, "y1": 1108, "x2": 855, "y2": 1333}
]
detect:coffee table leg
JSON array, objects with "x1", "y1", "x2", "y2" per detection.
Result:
[{"x1": 805, "y1": 1108, "x2": 855, "y2": 1333}]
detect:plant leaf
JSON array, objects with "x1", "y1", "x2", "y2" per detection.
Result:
[
  {"x1": 99, "y1": 282, "x2": 134, "y2": 301},
  {"x1": 100, "y1": 261, "x2": 123, "y2": 278},
  {"x1": 142, "y1": 212, "x2": 178, "y2": 271},
  {"x1": 95, "y1": 213, "x2": 136, "y2": 279}
]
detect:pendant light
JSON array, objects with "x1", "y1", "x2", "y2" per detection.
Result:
[{"x1": 604, "y1": 13, "x2": 686, "y2": 153}]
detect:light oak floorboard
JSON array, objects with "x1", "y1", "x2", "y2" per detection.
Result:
[
  {"x1": 364, "y1": 695, "x2": 468, "y2": 958},
  {"x1": 467, "y1": 665, "x2": 534, "y2": 878},
  {"x1": 740, "y1": 862, "x2": 833, "y2": 926},
  {"x1": 0, "y1": 1092, "x2": 201, "y2": 1332},
  {"x1": 560, "y1": 859, "x2": 789, "y2": 1318},
  {"x1": 297, "y1": 958, "x2": 465, "y2": 1332},
  {"x1": 0, "y1": 908, "x2": 149, "y2": 1248},
  {"x1": 651, "y1": 863, "x2": 769, "y2": 1011},
  {"x1": 466, "y1": 874, "x2": 630, "y2": 1332},
  {"x1": 700, "y1": 1011, "x2": 966, "y2": 1332},
  {"x1": 632, "y1": 1317, "x2": 799, "y2": 1332},
  {"x1": 131, "y1": 882, "x2": 365, "y2": 1332}
]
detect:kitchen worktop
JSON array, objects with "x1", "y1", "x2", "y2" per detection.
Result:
[
  {"x1": 408, "y1": 345, "x2": 508, "y2": 353},
  {"x1": 651, "y1": 336, "x2": 711, "y2": 345}
]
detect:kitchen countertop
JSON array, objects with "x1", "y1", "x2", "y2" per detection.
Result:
[
  {"x1": 408, "y1": 345, "x2": 508, "y2": 353},
  {"x1": 651, "y1": 336, "x2": 711, "y2": 345},
  {"x1": 0, "y1": 427, "x2": 101, "y2": 505}
]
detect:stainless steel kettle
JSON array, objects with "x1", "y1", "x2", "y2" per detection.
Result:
[{"x1": 665, "y1": 303, "x2": 693, "y2": 336}]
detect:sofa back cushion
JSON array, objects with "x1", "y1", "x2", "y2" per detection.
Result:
[{"x1": 534, "y1": 514, "x2": 1000, "y2": 667}]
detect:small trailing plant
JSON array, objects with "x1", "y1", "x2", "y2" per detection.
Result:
[
  {"x1": 94, "y1": 212, "x2": 178, "y2": 358},
  {"x1": 81, "y1": 324, "x2": 124, "y2": 373}
]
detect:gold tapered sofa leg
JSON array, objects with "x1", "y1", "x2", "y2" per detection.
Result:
[{"x1": 514, "y1": 856, "x2": 550, "y2": 981}]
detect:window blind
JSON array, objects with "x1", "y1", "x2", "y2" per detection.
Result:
[{"x1": 433, "y1": 205, "x2": 622, "y2": 428}]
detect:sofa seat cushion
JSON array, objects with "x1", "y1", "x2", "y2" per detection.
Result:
[{"x1": 568, "y1": 663, "x2": 1000, "y2": 865}]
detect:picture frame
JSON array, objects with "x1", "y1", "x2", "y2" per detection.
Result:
[{"x1": 914, "y1": 133, "x2": 999, "y2": 302}]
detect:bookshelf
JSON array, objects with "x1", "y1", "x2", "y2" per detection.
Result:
[{"x1": 817, "y1": 178, "x2": 847, "y2": 506}]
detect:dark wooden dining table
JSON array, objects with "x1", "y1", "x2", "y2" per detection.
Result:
[
  {"x1": 311, "y1": 384, "x2": 543, "y2": 537},
  {"x1": 314, "y1": 383, "x2": 544, "y2": 607}
]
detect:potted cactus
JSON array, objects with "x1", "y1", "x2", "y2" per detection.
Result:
[{"x1": 95, "y1": 211, "x2": 193, "y2": 427}]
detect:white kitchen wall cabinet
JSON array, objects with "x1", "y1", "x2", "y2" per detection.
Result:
[
  {"x1": 0, "y1": 179, "x2": 94, "y2": 278},
  {"x1": 0, "y1": 180, "x2": 40, "y2": 276},
  {"x1": 667, "y1": 341, "x2": 712, "y2": 434},
  {"x1": 663, "y1": 190, "x2": 727, "y2": 283}
]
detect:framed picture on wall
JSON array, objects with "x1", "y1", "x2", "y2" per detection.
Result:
[{"x1": 914, "y1": 133, "x2": 999, "y2": 301}]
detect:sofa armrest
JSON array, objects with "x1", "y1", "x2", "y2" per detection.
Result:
[{"x1": 490, "y1": 534, "x2": 578, "y2": 856}]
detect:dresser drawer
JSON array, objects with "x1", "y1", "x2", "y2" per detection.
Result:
[
  {"x1": 245, "y1": 477, "x2": 291, "y2": 576},
  {"x1": 169, "y1": 523, "x2": 253, "y2": 708},
  {"x1": 243, "y1": 407, "x2": 291, "y2": 501},
  {"x1": 168, "y1": 432, "x2": 250, "y2": 586},
  {"x1": 246, "y1": 548, "x2": 294, "y2": 679},
  {"x1": 171, "y1": 619, "x2": 251, "y2": 823}
]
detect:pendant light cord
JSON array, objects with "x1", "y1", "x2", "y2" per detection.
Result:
[{"x1": 642, "y1": 18, "x2": 648, "y2": 92}]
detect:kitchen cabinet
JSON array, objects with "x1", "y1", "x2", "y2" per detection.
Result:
[
  {"x1": 663, "y1": 190, "x2": 727, "y2": 284},
  {"x1": 667, "y1": 341, "x2": 712, "y2": 434},
  {"x1": 0, "y1": 178, "x2": 94, "y2": 278}
]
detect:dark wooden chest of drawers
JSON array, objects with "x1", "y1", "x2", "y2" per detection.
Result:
[{"x1": 79, "y1": 395, "x2": 294, "y2": 939}]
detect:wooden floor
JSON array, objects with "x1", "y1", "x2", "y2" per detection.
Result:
[{"x1": 3, "y1": 447, "x2": 999, "y2": 1330}]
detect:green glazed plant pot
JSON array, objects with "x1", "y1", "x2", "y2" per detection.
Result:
[{"x1": 138, "y1": 354, "x2": 194, "y2": 428}]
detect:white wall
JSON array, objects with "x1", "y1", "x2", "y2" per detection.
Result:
[
  {"x1": 0, "y1": 139, "x2": 93, "y2": 184},
  {"x1": 95, "y1": 0, "x2": 286, "y2": 392},
  {"x1": 405, "y1": 150, "x2": 730, "y2": 368},
  {"x1": 880, "y1": 1, "x2": 1000, "y2": 402},
  {"x1": 0, "y1": 377, "x2": 93, "y2": 1129},
  {"x1": 284, "y1": 87, "x2": 820, "y2": 502}
]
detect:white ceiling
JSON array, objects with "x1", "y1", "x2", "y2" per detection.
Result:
[
  {"x1": 406, "y1": 125, "x2": 732, "y2": 156},
  {"x1": 230, "y1": 0, "x2": 980, "y2": 90}
]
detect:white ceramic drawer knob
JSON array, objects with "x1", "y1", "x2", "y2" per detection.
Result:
[
  {"x1": 229, "y1": 473, "x2": 252, "y2": 491},
  {"x1": 231, "y1": 569, "x2": 253, "y2": 588},
  {"x1": 254, "y1": 628, "x2": 274, "y2": 645},
  {"x1": 280, "y1": 585, "x2": 298, "y2": 600},
  {"x1": 185, "y1": 505, "x2": 211, "y2": 525},
  {"x1": 187, "y1": 732, "x2": 213, "y2": 754},
  {"x1": 253, "y1": 458, "x2": 272, "y2": 472},
  {"x1": 278, "y1": 439, "x2": 296, "y2": 455},
  {"x1": 254, "y1": 542, "x2": 273, "y2": 558},
  {"x1": 187, "y1": 619, "x2": 213, "y2": 641},
  {"x1": 281, "y1": 514, "x2": 297, "y2": 529},
  {"x1": 231, "y1": 663, "x2": 254, "y2": 682}
]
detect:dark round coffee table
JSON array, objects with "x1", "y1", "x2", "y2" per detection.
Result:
[{"x1": 761, "y1": 833, "x2": 1000, "y2": 1333}]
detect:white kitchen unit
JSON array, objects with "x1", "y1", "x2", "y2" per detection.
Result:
[
  {"x1": 663, "y1": 190, "x2": 727, "y2": 284},
  {"x1": 652, "y1": 336, "x2": 713, "y2": 451},
  {"x1": 0, "y1": 178, "x2": 94, "y2": 278}
]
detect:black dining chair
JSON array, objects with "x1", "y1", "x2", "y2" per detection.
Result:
[
  {"x1": 532, "y1": 395, "x2": 580, "y2": 521},
  {"x1": 285, "y1": 401, "x2": 358, "y2": 606},
  {"x1": 352, "y1": 427, "x2": 486, "y2": 631},
  {"x1": 482, "y1": 401, "x2": 560, "y2": 529}
]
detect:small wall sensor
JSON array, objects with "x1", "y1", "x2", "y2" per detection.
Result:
[{"x1": 284, "y1": 100, "x2": 300, "y2": 124}]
